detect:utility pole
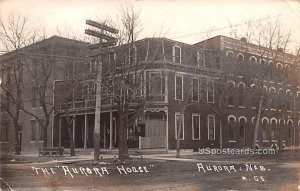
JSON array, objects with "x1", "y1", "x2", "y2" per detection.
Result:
[{"x1": 85, "y1": 20, "x2": 118, "y2": 161}]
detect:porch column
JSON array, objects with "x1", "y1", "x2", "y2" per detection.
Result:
[
  {"x1": 84, "y1": 114, "x2": 87, "y2": 149},
  {"x1": 73, "y1": 117, "x2": 75, "y2": 143},
  {"x1": 109, "y1": 111, "x2": 113, "y2": 149},
  {"x1": 114, "y1": 117, "x2": 117, "y2": 144},
  {"x1": 59, "y1": 116, "x2": 61, "y2": 147}
]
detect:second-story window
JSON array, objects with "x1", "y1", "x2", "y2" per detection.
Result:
[
  {"x1": 173, "y1": 46, "x2": 181, "y2": 63},
  {"x1": 32, "y1": 87, "x2": 37, "y2": 108},
  {"x1": 175, "y1": 75, "x2": 183, "y2": 100},
  {"x1": 207, "y1": 81, "x2": 214, "y2": 103},
  {"x1": 227, "y1": 82, "x2": 235, "y2": 106},
  {"x1": 148, "y1": 72, "x2": 164, "y2": 101},
  {"x1": 192, "y1": 78, "x2": 199, "y2": 102},
  {"x1": 262, "y1": 118, "x2": 268, "y2": 140},
  {"x1": 238, "y1": 83, "x2": 245, "y2": 107}
]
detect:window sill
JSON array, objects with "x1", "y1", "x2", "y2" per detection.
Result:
[
  {"x1": 251, "y1": 107, "x2": 257, "y2": 109},
  {"x1": 30, "y1": 141, "x2": 36, "y2": 143},
  {"x1": 238, "y1": 106, "x2": 246, "y2": 109},
  {"x1": 229, "y1": 140, "x2": 236, "y2": 143},
  {"x1": 270, "y1": 109, "x2": 276, "y2": 111},
  {"x1": 228, "y1": 105, "x2": 235, "y2": 108},
  {"x1": 193, "y1": 139, "x2": 201, "y2": 141},
  {"x1": 263, "y1": 140, "x2": 269, "y2": 142},
  {"x1": 0, "y1": 142, "x2": 9, "y2": 144},
  {"x1": 282, "y1": 140, "x2": 286, "y2": 143},
  {"x1": 271, "y1": 140, "x2": 277, "y2": 142}
]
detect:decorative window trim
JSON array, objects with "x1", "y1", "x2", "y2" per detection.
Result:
[
  {"x1": 237, "y1": 53, "x2": 244, "y2": 60},
  {"x1": 260, "y1": 58, "x2": 266, "y2": 65},
  {"x1": 269, "y1": 87, "x2": 276, "y2": 92},
  {"x1": 227, "y1": 115, "x2": 237, "y2": 122},
  {"x1": 192, "y1": 113, "x2": 201, "y2": 140},
  {"x1": 261, "y1": 117, "x2": 269, "y2": 124},
  {"x1": 276, "y1": 62, "x2": 283, "y2": 68},
  {"x1": 226, "y1": 50, "x2": 234, "y2": 57},
  {"x1": 238, "y1": 116, "x2": 247, "y2": 123},
  {"x1": 249, "y1": 56, "x2": 257, "y2": 64},
  {"x1": 227, "y1": 80, "x2": 236, "y2": 87}
]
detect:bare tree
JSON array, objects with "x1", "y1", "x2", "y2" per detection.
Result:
[{"x1": 0, "y1": 14, "x2": 42, "y2": 154}]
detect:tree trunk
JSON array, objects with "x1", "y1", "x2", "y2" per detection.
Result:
[
  {"x1": 176, "y1": 114, "x2": 182, "y2": 158},
  {"x1": 118, "y1": 111, "x2": 129, "y2": 160},
  {"x1": 43, "y1": 118, "x2": 49, "y2": 148},
  {"x1": 252, "y1": 96, "x2": 263, "y2": 149},
  {"x1": 13, "y1": 122, "x2": 21, "y2": 155},
  {"x1": 67, "y1": 123, "x2": 75, "y2": 156}
]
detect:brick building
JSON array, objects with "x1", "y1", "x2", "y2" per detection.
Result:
[
  {"x1": 0, "y1": 36, "x2": 89, "y2": 153},
  {"x1": 1, "y1": 35, "x2": 299, "y2": 154}
]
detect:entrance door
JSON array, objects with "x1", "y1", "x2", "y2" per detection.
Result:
[{"x1": 145, "y1": 119, "x2": 166, "y2": 148}]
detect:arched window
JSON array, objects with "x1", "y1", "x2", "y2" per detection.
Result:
[
  {"x1": 239, "y1": 117, "x2": 246, "y2": 138},
  {"x1": 249, "y1": 56, "x2": 257, "y2": 74},
  {"x1": 228, "y1": 116, "x2": 236, "y2": 141},
  {"x1": 262, "y1": 86, "x2": 268, "y2": 108},
  {"x1": 268, "y1": 61, "x2": 274, "y2": 80},
  {"x1": 237, "y1": 53, "x2": 244, "y2": 71},
  {"x1": 286, "y1": 90, "x2": 292, "y2": 111},
  {"x1": 270, "y1": 119, "x2": 277, "y2": 140},
  {"x1": 226, "y1": 51, "x2": 234, "y2": 75},
  {"x1": 277, "y1": 88, "x2": 283, "y2": 110},
  {"x1": 287, "y1": 120, "x2": 293, "y2": 139},
  {"x1": 262, "y1": 118, "x2": 268, "y2": 140},
  {"x1": 277, "y1": 63, "x2": 283, "y2": 82},
  {"x1": 269, "y1": 87, "x2": 276, "y2": 109},
  {"x1": 227, "y1": 82, "x2": 235, "y2": 106},
  {"x1": 226, "y1": 51, "x2": 234, "y2": 64},
  {"x1": 238, "y1": 83, "x2": 245, "y2": 107},
  {"x1": 260, "y1": 59, "x2": 267, "y2": 73},
  {"x1": 251, "y1": 84, "x2": 257, "y2": 107}
]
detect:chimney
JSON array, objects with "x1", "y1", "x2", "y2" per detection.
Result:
[
  {"x1": 240, "y1": 37, "x2": 247, "y2": 43},
  {"x1": 277, "y1": 48, "x2": 284, "y2": 53}
]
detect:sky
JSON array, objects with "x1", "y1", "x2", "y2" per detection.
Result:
[{"x1": 1, "y1": 0, "x2": 300, "y2": 52}]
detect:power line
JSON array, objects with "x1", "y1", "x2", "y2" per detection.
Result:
[{"x1": 171, "y1": 14, "x2": 282, "y2": 40}]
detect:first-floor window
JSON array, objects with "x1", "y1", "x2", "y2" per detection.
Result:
[
  {"x1": 287, "y1": 121, "x2": 293, "y2": 138},
  {"x1": 271, "y1": 120, "x2": 276, "y2": 140},
  {"x1": 239, "y1": 118, "x2": 246, "y2": 138},
  {"x1": 0, "y1": 122, "x2": 9, "y2": 142},
  {"x1": 30, "y1": 120, "x2": 36, "y2": 141},
  {"x1": 192, "y1": 114, "x2": 200, "y2": 140},
  {"x1": 38, "y1": 119, "x2": 45, "y2": 141},
  {"x1": 208, "y1": 115, "x2": 215, "y2": 140},
  {"x1": 262, "y1": 119, "x2": 268, "y2": 140},
  {"x1": 228, "y1": 117, "x2": 235, "y2": 141},
  {"x1": 175, "y1": 113, "x2": 184, "y2": 140}
]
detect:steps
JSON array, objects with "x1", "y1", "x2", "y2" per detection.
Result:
[{"x1": 63, "y1": 148, "x2": 168, "y2": 156}]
